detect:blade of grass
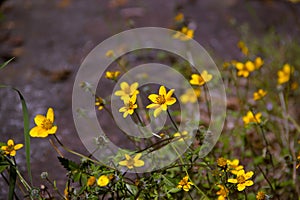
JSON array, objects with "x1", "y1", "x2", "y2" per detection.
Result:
[
  {"x1": 0, "y1": 57, "x2": 14, "y2": 70},
  {"x1": 8, "y1": 165, "x2": 17, "y2": 200},
  {"x1": 0, "y1": 85, "x2": 32, "y2": 185}
]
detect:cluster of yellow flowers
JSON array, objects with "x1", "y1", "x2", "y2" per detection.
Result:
[
  {"x1": 235, "y1": 57, "x2": 263, "y2": 78},
  {"x1": 216, "y1": 157, "x2": 254, "y2": 199}
]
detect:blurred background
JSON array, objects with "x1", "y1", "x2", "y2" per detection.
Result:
[{"x1": 0, "y1": 0, "x2": 299, "y2": 197}]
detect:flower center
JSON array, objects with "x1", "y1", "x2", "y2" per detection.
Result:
[
  {"x1": 237, "y1": 175, "x2": 246, "y2": 184},
  {"x1": 128, "y1": 101, "x2": 135, "y2": 109},
  {"x1": 41, "y1": 119, "x2": 53, "y2": 130},
  {"x1": 127, "y1": 158, "x2": 134, "y2": 167},
  {"x1": 7, "y1": 145, "x2": 14, "y2": 152},
  {"x1": 156, "y1": 95, "x2": 166, "y2": 104}
]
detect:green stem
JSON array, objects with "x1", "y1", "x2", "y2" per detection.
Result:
[{"x1": 167, "y1": 109, "x2": 178, "y2": 131}]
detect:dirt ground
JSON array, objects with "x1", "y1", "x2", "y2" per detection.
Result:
[{"x1": 0, "y1": 0, "x2": 299, "y2": 197}]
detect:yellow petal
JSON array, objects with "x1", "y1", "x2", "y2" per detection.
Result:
[
  {"x1": 125, "y1": 154, "x2": 131, "y2": 160},
  {"x1": 10, "y1": 150, "x2": 16, "y2": 156},
  {"x1": 34, "y1": 115, "x2": 46, "y2": 126},
  {"x1": 237, "y1": 184, "x2": 246, "y2": 191},
  {"x1": 244, "y1": 180, "x2": 253, "y2": 186},
  {"x1": 134, "y1": 160, "x2": 144, "y2": 167},
  {"x1": 166, "y1": 89, "x2": 175, "y2": 99},
  {"x1": 134, "y1": 153, "x2": 142, "y2": 160},
  {"x1": 47, "y1": 108, "x2": 54, "y2": 122},
  {"x1": 148, "y1": 94, "x2": 159, "y2": 103},
  {"x1": 159, "y1": 86, "x2": 166, "y2": 96},
  {"x1": 130, "y1": 82, "x2": 139, "y2": 92},
  {"x1": 154, "y1": 107, "x2": 163, "y2": 117},
  {"x1": 14, "y1": 144, "x2": 23, "y2": 150},
  {"x1": 123, "y1": 111, "x2": 129, "y2": 118},
  {"x1": 227, "y1": 178, "x2": 237, "y2": 183},
  {"x1": 47, "y1": 126, "x2": 57, "y2": 134},
  {"x1": 120, "y1": 82, "x2": 129, "y2": 90},
  {"x1": 1, "y1": 146, "x2": 7, "y2": 151},
  {"x1": 119, "y1": 107, "x2": 127, "y2": 112},
  {"x1": 245, "y1": 171, "x2": 254, "y2": 179},
  {"x1": 7, "y1": 139, "x2": 14, "y2": 146},
  {"x1": 119, "y1": 160, "x2": 128, "y2": 166},
  {"x1": 146, "y1": 103, "x2": 159, "y2": 109},
  {"x1": 166, "y1": 97, "x2": 176, "y2": 105}
]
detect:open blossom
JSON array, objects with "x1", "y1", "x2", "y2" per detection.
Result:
[
  {"x1": 180, "y1": 88, "x2": 200, "y2": 104},
  {"x1": 254, "y1": 57, "x2": 264, "y2": 69},
  {"x1": 173, "y1": 131, "x2": 189, "y2": 142},
  {"x1": 146, "y1": 86, "x2": 176, "y2": 117},
  {"x1": 173, "y1": 27, "x2": 194, "y2": 41},
  {"x1": 235, "y1": 61, "x2": 255, "y2": 77},
  {"x1": 97, "y1": 175, "x2": 109, "y2": 187},
  {"x1": 278, "y1": 64, "x2": 293, "y2": 84},
  {"x1": 119, "y1": 153, "x2": 144, "y2": 169},
  {"x1": 253, "y1": 89, "x2": 267, "y2": 101},
  {"x1": 105, "y1": 71, "x2": 120, "y2": 80},
  {"x1": 256, "y1": 191, "x2": 266, "y2": 200},
  {"x1": 227, "y1": 159, "x2": 244, "y2": 174},
  {"x1": 1, "y1": 139, "x2": 23, "y2": 156},
  {"x1": 216, "y1": 184, "x2": 229, "y2": 200},
  {"x1": 243, "y1": 111, "x2": 262, "y2": 125},
  {"x1": 228, "y1": 170, "x2": 254, "y2": 191},
  {"x1": 114, "y1": 82, "x2": 139, "y2": 101},
  {"x1": 190, "y1": 71, "x2": 213, "y2": 86},
  {"x1": 237, "y1": 40, "x2": 249, "y2": 56},
  {"x1": 95, "y1": 96, "x2": 105, "y2": 110},
  {"x1": 177, "y1": 176, "x2": 193, "y2": 191},
  {"x1": 119, "y1": 94, "x2": 138, "y2": 118},
  {"x1": 87, "y1": 176, "x2": 96, "y2": 186},
  {"x1": 30, "y1": 108, "x2": 57, "y2": 138}
]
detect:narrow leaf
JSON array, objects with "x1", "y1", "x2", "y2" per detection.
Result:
[
  {"x1": 0, "y1": 57, "x2": 14, "y2": 70},
  {"x1": 8, "y1": 166, "x2": 17, "y2": 200}
]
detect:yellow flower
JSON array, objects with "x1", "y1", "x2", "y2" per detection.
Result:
[
  {"x1": 256, "y1": 191, "x2": 266, "y2": 200},
  {"x1": 278, "y1": 64, "x2": 293, "y2": 84},
  {"x1": 1, "y1": 139, "x2": 23, "y2": 156},
  {"x1": 237, "y1": 40, "x2": 249, "y2": 56},
  {"x1": 217, "y1": 157, "x2": 228, "y2": 169},
  {"x1": 228, "y1": 170, "x2": 254, "y2": 191},
  {"x1": 97, "y1": 175, "x2": 109, "y2": 187},
  {"x1": 146, "y1": 85, "x2": 176, "y2": 117},
  {"x1": 173, "y1": 27, "x2": 194, "y2": 41},
  {"x1": 114, "y1": 82, "x2": 139, "y2": 101},
  {"x1": 30, "y1": 108, "x2": 57, "y2": 138},
  {"x1": 105, "y1": 71, "x2": 121, "y2": 80},
  {"x1": 255, "y1": 57, "x2": 264, "y2": 69},
  {"x1": 174, "y1": 13, "x2": 184, "y2": 22},
  {"x1": 235, "y1": 61, "x2": 255, "y2": 78},
  {"x1": 253, "y1": 89, "x2": 267, "y2": 101},
  {"x1": 180, "y1": 88, "x2": 200, "y2": 104},
  {"x1": 119, "y1": 153, "x2": 145, "y2": 169},
  {"x1": 119, "y1": 95, "x2": 138, "y2": 118},
  {"x1": 177, "y1": 176, "x2": 193, "y2": 192},
  {"x1": 243, "y1": 111, "x2": 262, "y2": 125},
  {"x1": 216, "y1": 185, "x2": 229, "y2": 200},
  {"x1": 87, "y1": 176, "x2": 96, "y2": 186},
  {"x1": 105, "y1": 50, "x2": 115, "y2": 58},
  {"x1": 190, "y1": 70, "x2": 213, "y2": 86},
  {"x1": 173, "y1": 131, "x2": 189, "y2": 142},
  {"x1": 95, "y1": 97, "x2": 105, "y2": 110},
  {"x1": 227, "y1": 159, "x2": 244, "y2": 175}
]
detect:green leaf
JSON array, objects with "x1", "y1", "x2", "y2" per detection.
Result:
[
  {"x1": 8, "y1": 166, "x2": 17, "y2": 200},
  {"x1": 0, "y1": 163, "x2": 9, "y2": 173},
  {"x1": 58, "y1": 157, "x2": 79, "y2": 171},
  {"x1": 168, "y1": 188, "x2": 181, "y2": 193},
  {"x1": 0, "y1": 85, "x2": 32, "y2": 185},
  {"x1": 0, "y1": 57, "x2": 14, "y2": 70}
]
